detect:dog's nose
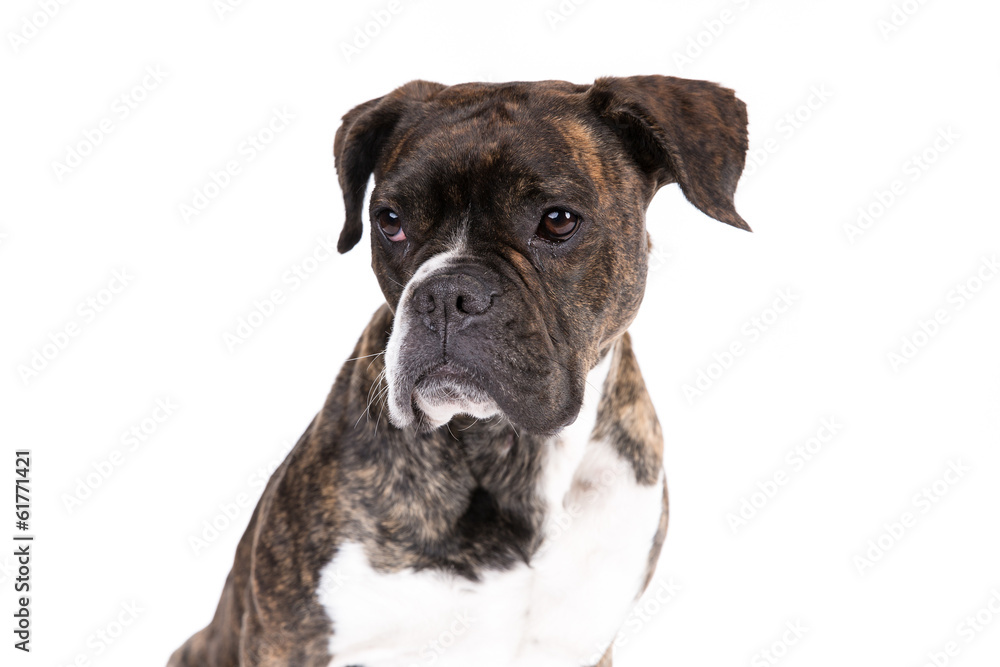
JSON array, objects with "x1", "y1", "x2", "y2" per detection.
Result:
[{"x1": 412, "y1": 273, "x2": 494, "y2": 328}]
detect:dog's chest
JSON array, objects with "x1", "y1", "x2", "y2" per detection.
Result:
[{"x1": 317, "y1": 436, "x2": 664, "y2": 667}]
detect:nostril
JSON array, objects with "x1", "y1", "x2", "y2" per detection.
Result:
[
  {"x1": 415, "y1": 290, "x2": 436, "y2": 314},
  {"x1": 455, "y1": 291, "x2": 491, "y2": 315}
]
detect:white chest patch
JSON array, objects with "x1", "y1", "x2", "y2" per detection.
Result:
[{"x1": 317, "y1": 355, "x2": 665, "y2": 667}]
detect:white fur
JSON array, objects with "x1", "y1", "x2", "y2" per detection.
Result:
[
  {"x1": 413, "y1": 390, "x2": 500, "y2": 427},
  {"x1": 318, "y1": 352, "x2": 665, "y2": 667}
]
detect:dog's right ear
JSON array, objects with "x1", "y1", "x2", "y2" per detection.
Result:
[{"x1": 333, "y1": 80, "x2": 445, "y2": 253}]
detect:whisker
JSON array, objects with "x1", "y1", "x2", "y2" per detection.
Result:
[
  {"x1": 505, "y1": 416, "x2": 521, "y2": 439},
  {"x1": 355, "y1": 369, "x2": 389, "y2": 429},
  {"x1": 366, "y1": 354, "x2": 383, "y2": 372},
  {"x1": 344, "y1": 351, "x2": 385, "y2": 363}
]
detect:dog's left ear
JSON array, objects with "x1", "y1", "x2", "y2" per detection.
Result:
[
  {"x1": 587, "y1": 75, "x2": 750, "y2": 231},
  {"x1": 334, "y1": 80, "x2": 446, "y2": 253}
]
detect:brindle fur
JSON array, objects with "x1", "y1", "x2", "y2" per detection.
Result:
[{"x1": 169, "y1": 75, "x2": 748, "y2": 666}]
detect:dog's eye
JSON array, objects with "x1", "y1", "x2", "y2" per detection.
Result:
[
  {"x1": 376, "y1": 209, "x2": 406, "y2": 242},
  {"x1": 536, "y1": 208, "x2": 580, "y2": 242}
]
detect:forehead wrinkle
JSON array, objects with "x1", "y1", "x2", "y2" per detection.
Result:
[
  {"x1": 557, "y1": 119, "x2": 608, "y2": 192},
  {"x1": 380, "y1": 123, "x2": 419, "y2": 175},
  {"x1": 378, "y1": 111, "x2": 602, "y2": 232}
]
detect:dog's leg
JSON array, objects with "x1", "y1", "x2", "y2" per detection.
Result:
[
  {"x1": 166, "y1": 563, "x2": 246, "y2": 667},
  {"x1": 167, "y1": 499, "x2": 264, "y2": 667}
]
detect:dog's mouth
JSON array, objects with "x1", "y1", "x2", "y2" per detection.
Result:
[
  {"x1": 406, "y1": 363, "x2": 500, "y2": 429},
  {"x1": 415, "y1": 363, "x2": 477, "y2": 392}
]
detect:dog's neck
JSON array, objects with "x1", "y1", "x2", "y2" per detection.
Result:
[{"x1": 313, "y1": 305, "x2": 662, "y2": 578}]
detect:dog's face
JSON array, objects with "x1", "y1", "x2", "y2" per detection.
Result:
[{"x1": 334, "y1": 77, "x2": 749, "y2": 434}]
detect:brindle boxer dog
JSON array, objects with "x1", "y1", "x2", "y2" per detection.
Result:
[{"x1": 169, "y1": 75, "x2": 749, "y2": 667}]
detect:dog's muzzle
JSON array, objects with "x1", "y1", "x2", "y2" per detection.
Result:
[{"x1": 384, "y1": 252, "x2": 504, "y2": 430}]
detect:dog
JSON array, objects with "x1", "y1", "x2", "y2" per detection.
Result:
[{"x1": 168, "y1": 75, "x2": 749, "y2": 667}]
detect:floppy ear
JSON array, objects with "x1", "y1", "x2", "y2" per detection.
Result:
[
  {"x1": 587, "y1": 75, "x2": 750, "y2": 231},
  {"x1": 333, "y1": 80, "x2": 446, "y2": 253}
]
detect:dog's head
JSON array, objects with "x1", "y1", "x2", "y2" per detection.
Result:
[{"x1": 334, "y1": 76, "x2": 749, "y2": 434}]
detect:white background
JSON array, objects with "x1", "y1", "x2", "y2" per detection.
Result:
[{"x1": 2, "y1": 0, "x2": 999, "y2": 665}]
